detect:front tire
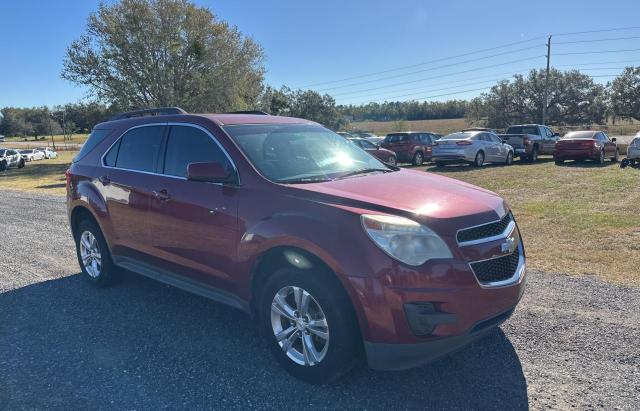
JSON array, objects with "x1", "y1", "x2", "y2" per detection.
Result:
[
  {"x1": 0, "y1": 161, "x2": 6, "y2": 172},
  {"x1": 259, "y1": 267, "x2": 360, "y2": 384},
  {"x1": 74, "y1": 218, "x2": 121, "y2": 287},
  {"x1": 505, "y1": 152, "x2": 513, "y2": 166},
  {"x1": 18, "y1": 159, "x2": 25, "y2": 168},
  {"x1": 386, "y1": 155, "x2": 397, "y2": 166}
]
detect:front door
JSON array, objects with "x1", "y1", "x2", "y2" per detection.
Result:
[{"x1": 146, "y1": 124, "x2": 239, "y2": 290}]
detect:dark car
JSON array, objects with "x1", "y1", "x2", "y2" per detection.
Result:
[
  {"x1": 380, "y1": 132, "x2": 438, "y2": 166},
  {"x1": 348, "y1": 137, "x2": 397, "y2": 165},
  {"x1": 554, "y1": 131, "x2": 619, "y2": 165},
  {"x1": 66, "y1": 108, "x2": 526, "y2": 383}
]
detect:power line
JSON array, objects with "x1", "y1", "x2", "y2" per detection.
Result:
[
  {"x1": 337, "y1": 70, "x2": 531, "y2": 101},
  {"x1": 341, "y1": 79, "x2": 508, "y2": 105},
  {"x1": 314, "y1": 45, "x2": 542, "y2": 92},
  {"x1": 328, "y1": 56, "x2": 543, "y2": 97},
  {"x1": 555, "y1": 59, "x2": 640, "y2": 67},
  {"x1": 369, "y1": 86, "x2": 493, "y2": 104},
  {"x1": 294, "y1": 35, "x2": 547, "y2": 88},
  {"x1": 554, "y1": 35, "x2": 640, "y2": 45},
  {"x1": 554, "y1": 26, "x2": 640, "y2": 37},
  {"x1": 555, "y1": 48, "x2": 640, "y2": 56}
]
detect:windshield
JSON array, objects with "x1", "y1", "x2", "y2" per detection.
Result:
[
  {"x1": 224, "y1": 124, "x2": 389, "y2": 183},
  {"x1": 0, "y1": 150, "x2": 5, "y2": 156},
  {"x1": 562, "y1": 131, "x2": 596, "y2": 139}
]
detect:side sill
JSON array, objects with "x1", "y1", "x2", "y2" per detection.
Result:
[{"x1": 113, "y1": 256, "x2": 250, "y2": 313}]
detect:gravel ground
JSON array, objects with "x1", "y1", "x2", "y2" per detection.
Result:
[{"x1": 0, "y1": 189, "x2": 638, "y2": 410}]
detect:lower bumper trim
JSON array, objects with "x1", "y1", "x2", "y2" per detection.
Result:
[{"x1": 364, "y1": 306, "x2": 516, "y2": 370}]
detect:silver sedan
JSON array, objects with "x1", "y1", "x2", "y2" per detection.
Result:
[{"x1": 432, "y1": 130, "x2": 514, "y2": 167}]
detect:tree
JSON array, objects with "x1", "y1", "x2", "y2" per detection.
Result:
[
  {"x1": 608, "y1": 66, "x2": 640, "y2": 121},
  {"x1": 62, "y1": 0, "x2": 265, "y2": 112}
]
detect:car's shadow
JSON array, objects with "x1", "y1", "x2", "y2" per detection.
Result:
[
  {"x1": 0, "y1": 273, "x2": 529, "y2": 409},
  {"x1": 555, "y1": 160, "x2": 618, "y2": 168},
  {"x1": 422, "y1": 157, "x2": 555, "y2": 173}
]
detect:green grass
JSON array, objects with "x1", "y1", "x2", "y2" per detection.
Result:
[
  {"x1": 425, "y1": 156, "x2": 640, "y2": 286},
  {"x1": 0, "y1": 151, "x2": 75, "y2": 195}
]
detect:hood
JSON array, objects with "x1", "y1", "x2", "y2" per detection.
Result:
[{"x1": 286, "y1": 169, "x2": 505, "y2": 223}]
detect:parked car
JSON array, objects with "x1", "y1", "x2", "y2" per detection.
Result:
[
  {"x1": 348, "y1": 137, "x2": 397, "y2": 165},
  {"x1": 621, "y1": 133, "x2": 640, "y2": 168},
  {"x1": 353, "y1": 132, "x2": 379, "y2": 140},
  {"x1": 379, "y1": 131, "x2": 437, "y2": 165},
  {"x1": 36, "y1": 147, "x2": 58, "y2": 159},
  {"x1": 432, "y1": 130, "x2": 514, "y2": 167},
  {"x1": 554, "y1": 131, "x2": 619, "y2": 165},
  {"x1": 498, "y1": 124, "x2": 559, "y2": 162},
  {"x1": 0, "y1": 148, "x2": 25, "y2": 171},
  {"x1": 20, "y1": 149, "x2": 45, "y2": 161},
  {"x1": 0, "y1": 135, "x2": 5, "y2": 142},
  {"x1": 67, "y1": 108, "x2": 526, "y2": 383},
  {"x1": 336, "y1": 131, "x2": 357, "y2": 139}
]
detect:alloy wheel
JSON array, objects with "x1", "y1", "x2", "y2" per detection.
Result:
[
  {"x1": 387, "y1": 156, "x2": 397, "y2": 166},
  {"x1": 79, "y1": 231, "x2": 102, "y2": 278},
  {"x1": 270, "y1": 286, "x2": 329, "y2": 366}
]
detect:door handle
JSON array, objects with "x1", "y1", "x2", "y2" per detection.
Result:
[
  {"x1": 98, "y1": 176, "x2": 111, "y2": 185},
  {"x1": 153, "y1": 189, "x2": 171, "y2": 202}
]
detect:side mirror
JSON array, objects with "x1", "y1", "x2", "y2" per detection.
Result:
[
  {"x1": 611, "y1": 137, "x2": 617, "y2": 142},
  {"x1": 187, "y1": 161, "x2": 233, "y2": 184}
]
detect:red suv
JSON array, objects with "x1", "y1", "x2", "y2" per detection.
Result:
[
  {"x1": 66, "y1": 108, "x2": 526, "y2": 383},
  {"x1": 380, "y1": 132, "x2": 437, "y2": 166}
]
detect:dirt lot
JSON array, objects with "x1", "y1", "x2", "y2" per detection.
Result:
[{"x1": 1, "y1": 189, "x2": 638, "y2": 409}]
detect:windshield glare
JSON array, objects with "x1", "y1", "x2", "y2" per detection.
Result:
[
  {"x1": 224, "y1": 124, "x2": 388, "y2": 183},
  {"x1": 562, "y1": 131, "x2": 595, "y2": 139}
]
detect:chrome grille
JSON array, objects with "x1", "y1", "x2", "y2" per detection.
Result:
[
  {"x1": 457, "y1": 212, "x2": 513, "y2": 244},
  {"x1": 470, "y1": 248, "x2": 520, "y2": 285}
]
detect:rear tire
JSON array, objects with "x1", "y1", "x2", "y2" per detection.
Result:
[
  {"x1": 631, "y1": 159, "x2": 637, "y2": 167},
  {"x1": 611, "y1": 149, "x2": 619, "y2": 163},
  {"x1": 473, "y1": 151, "x2": 484, "y2": 167},
  {"x1": 597, "y1": 149, "x2": 605, "y2": 165},
  {"x1": 412, "y1": 151, "x2": 424, "y2": 166},
  {"x1": 74, "y1": 218, "x2": 121, "y2": 287},
  {"x1": 555, "y1": 158, "x2": 564, "y2": 165},
  {"x1": 435, "y1": 162, "x2": 445, "y2": 168},
  {"x1": 259, "y1": 267, "x2": 360, "y2": 384},
  {"x1": 0, "y1": 161, "x2": 6, "y2": 172},
  {"x1": 18, "y1": 159, "x2": 25, "y2": 168}
]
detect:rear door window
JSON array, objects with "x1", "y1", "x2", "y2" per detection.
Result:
[
  {"x1": 384, "y1": 134, "x2": 408, "y2": 143},
  {"x1": 115, "y1": 126, "x2": 165, "y2": 172},
  {"x1": 162, "y1": 125, "x2": 232, "y2": 178}
]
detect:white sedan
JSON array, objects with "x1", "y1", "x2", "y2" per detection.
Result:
[
  {"x1": 36, "y1": 147, "x2": 58, "y2": 159},
  {"x1": 20, "y1": 149, "x2": 46, "y2": 161}
]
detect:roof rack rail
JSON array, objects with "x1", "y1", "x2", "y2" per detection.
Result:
[
  {"x1": 109, "y1": 107, "x2": 187, "y2": 121},
  {"x1": 224, "y1": 110, "x2": 270, "y2": 115}
]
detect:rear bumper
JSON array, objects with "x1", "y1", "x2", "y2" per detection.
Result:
[
  {"x1": 627, "y1": 147, "x2": 640, "y2": 159},
  {"x1": 432, "y1": 154, "x2": 474, "y2": 163},
  {"x1": 555, "y1": 148, "x2": 598, "y2": 160},
  {"x1": 365, "y1": 306, "x2": 516, "y2": 370}
]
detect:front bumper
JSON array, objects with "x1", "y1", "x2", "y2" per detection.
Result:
[
  {"x1": 345, "y1": 219, "x2": 526, "y2": 370},
  {"x1": 365, "y1": 306, "x2": 517, "y2": 370}
]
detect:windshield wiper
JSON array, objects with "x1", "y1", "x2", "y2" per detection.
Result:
[
  {"x1": 278, "y1": 176, "x2": 333, "y2": 184},
  {"x1": 337, "y1": 168, "x2": 392, "y2": 179}
]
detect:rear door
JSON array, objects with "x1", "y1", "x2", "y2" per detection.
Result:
[
  {"x1": 146, "y1": 124, "x2": 239, "y2": 289},
  {"x1": 600, "y1": 132, "x2": 616, "y2": 157},
  {"x1": 101, "y1": 124, "x2": 166, "y2": 258},
  {"x1": 488, "y1": 133, "x2": 507, "y2": 161}
]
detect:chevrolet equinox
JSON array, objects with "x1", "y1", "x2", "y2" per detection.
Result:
[{"x1": 66, "y1": 107, "x2": 526, "y2": 383}]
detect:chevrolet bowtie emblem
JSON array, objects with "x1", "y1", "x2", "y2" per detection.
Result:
[{"x1": 501, "y1": 236, "x2": 517, "y2": 254}]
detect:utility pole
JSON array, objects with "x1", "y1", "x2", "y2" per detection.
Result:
[{"x1": 542, "y1": 35, "x2": 552, "y2": 125}]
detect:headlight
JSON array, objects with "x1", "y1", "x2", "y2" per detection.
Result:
[{"x1": 361, "y1": 214, "x2": 452, "y2": 266}]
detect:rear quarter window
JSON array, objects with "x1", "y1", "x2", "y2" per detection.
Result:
[{"x1": 73, "y1": 129, "x2": 114, "y2": 163}]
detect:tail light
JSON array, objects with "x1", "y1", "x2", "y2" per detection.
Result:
[
  {"x1": 65, "y1": 169, "x2": 72, "y2": 191},
  {"x1": 456, "y1": 140, "x2": 472, "y2": 145}
]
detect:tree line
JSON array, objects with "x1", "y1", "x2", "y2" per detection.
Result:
[{"x1": 2, "y1": 0, "x2": 640, "y2": 138}]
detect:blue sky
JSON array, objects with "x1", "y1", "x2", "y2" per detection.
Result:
[{"x1": 1, "y1": 0, "x2": 639, "y2": 107}]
